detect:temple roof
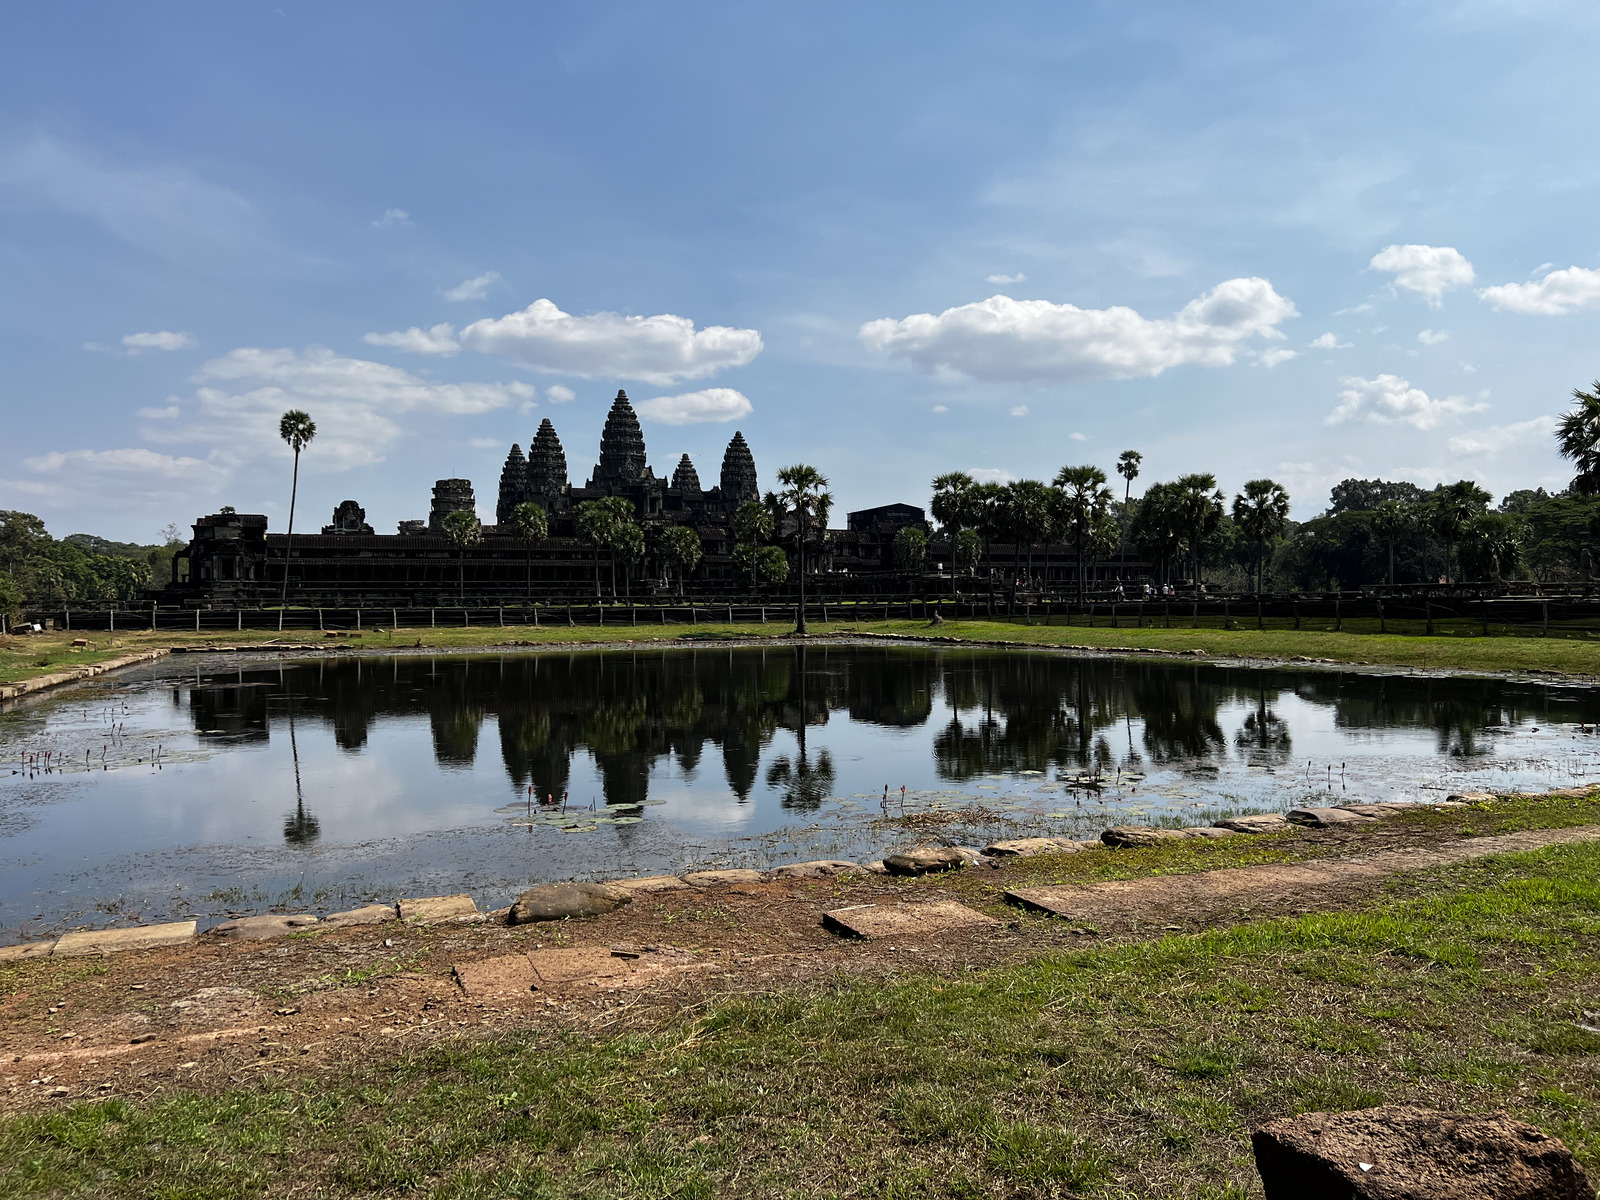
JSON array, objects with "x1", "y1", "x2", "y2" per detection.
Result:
[
  {"x1": 719, "y1": 430, "x2": 758, "y2": 504},
  {"x1": 672, "y1": 453, "x2": 702, "y2": 492},
  {"x1": 591, "y1": 390, "x2": 648, "y2": 489}
]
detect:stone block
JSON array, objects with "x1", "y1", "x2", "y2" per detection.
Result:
[
  {"x1": 1004, "y1": 886, "x2": 1084, "y2": 918},
  {"x1": 1287, "y1": 807, "x2": 1378, "y2": 828},
  {"x1": 983, "y1": 838, "x2": 1082, "y2": 857},
  {"x1": 1253, "y1": 1105, "x2": 1592, "y2": 1199},
  {"x1": 1179, "y1": 826, "x2": 1238, "y2": 839},
  {"x1": 822, "y1": 901, "x2": 998, "y2": 941},
  {"x1": 1446, "y1": 791, "x2": 1496, "y2": 804},
  {"x1": 1214, "y1": 813, "x2": 1289, "y2": 833},
  {"x1": 770, "y1": 860, "x2": 862, "y2": 879},
  {"x1": 211, "y1": 914, "x2": 319, "y2": 940},
  {"x1": 508, "y1": 882, "x2": 632, "y2": 924},
  {"x1": 682, "y1": 869, "x2": 765, "y2": 887},
  {"x1": 54, "y1": 921, "x2": 197, "y2": 957},
  {"x1": 1101, "y1": 825, "x2": 1188, "y2": 848},
  {"x1": 321, "y1": 903, "x2": 397, "y2": 928},
  {"x1": 0, "y1": 941, "x2": 56, "y2": 962},
  {"x1": 398, "y1": 894, "x2": 480, "y2": 925},
  {"x1": 1337, "y1": 803, "x2": 1411, "y2": 818},
  {"x1": 883, "y1": 846, "x2": 970, "y2": 875},
  {"x1": 612, "y1": 875, "x2": 690, "y2": 894}
]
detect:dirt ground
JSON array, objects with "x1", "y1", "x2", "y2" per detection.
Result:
[{"x1": 4, "y1": 811, "x2": 1591, "y2": 1115}]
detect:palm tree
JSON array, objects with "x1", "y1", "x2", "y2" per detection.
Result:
[
  {"x1": 613, "y1": 519, "x2": 644, "y2": 599},
  {"x1": 441, "y1": 510, "x2": 482, "y2": 604},
  {"x1": 1131, "y1": 482, "x2": 1186, "y2": 588},
  {"x1": 1231, "y1": 479, "x2": 1291, "y2": 595},
  {"x1": 277, "y1": 410, "x2": 316, "y2": 610},
  {"x1": 575, "y1": 500, "x2": 617, "y2": 597},
  {"x1": 659, "y1": 525, "x2": 702, "y2": 594},
  {"x1": 775, "y1": 464, "x2": 831, "y2": 634},
  {"x1": 1173, "y1": 474, "x2": 1225, "y2": 587},
  {"x1": 1464, "y1": 512, "x2": 1525, "y2": 582},
  {"x1": 952, "y1": 529, "x2": 982, "y2": 576},
  {"x1": 1371, "y1": 500, "x2": 1409, "y2": 587},
  {"x1": 507, "y1": 501, "x2": 548, "y2": 602},
  {"x1": 1428, "y1": 481, "x2": 1492, "y2": 583},
  {"x1": 1115, "y1": 450, "x2": 1142, "y2": 504},
  {"x1": 733, "y1": 499, "x2": 774, "y2": 590},
  {"x1": 1053, "y1": 465, "x2": 1114, "y2": 603},
  {"x1": 1558, "y1": 381, "x2": 1600, "y2": 495},
  {"x1": 930, "y1": 471, "x2": 977, "y2": 536}
]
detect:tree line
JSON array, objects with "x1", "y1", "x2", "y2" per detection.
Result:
[{"x1": 0, "y1": 510, "x2": 176, "y2": 618}]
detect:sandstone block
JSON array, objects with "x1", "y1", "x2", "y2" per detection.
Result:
[
  {"x1": 398, "y1": 894, "x2": 481, "y2": 925},
  {"x1": 984, "y1": 838, "x2": 1082, "y2": 857},
  {"x1": 1446, "y1": 791, "x2": 1496, "y2": 804},
  {"x1": 1287, "y1": 807, "x2": 1378, "y2": 828},
  {"x1": 54, "y1": 921, "x2": 197, "y2": 957},
  {"x1": 211, "y1": 914, "x2": 319, "y2": 940},
  {"x1": 0, "y1": 941, "x2": 56, "y2": 962},
  {"x1": 612, "y1": 875, "x2": 690, "y2": 894},
  {"x1": 1179, "y1": 826, "x2": 1238, "y2": 839},
  {"x1": 1253, "y1": 1105, "x2": 1592, "y2": 1199},
  {"x1": 1100, "y1": 825, "x2": 1187, "y2": 848},
  {"x1": 822, "y1": 901, "x2": 997, "y2": 940},
  {"x1": 1215, "y1": 813, "x2": 1289, "y2": 833},
  {"x1": 883, "y1": 846, "x2": 970, "y2": 875},
  {"x1": 321, "y1": 903, "x2": 397, "y2": 928},
  {"x1": 508, "y1": 882, "x2": 632, "y2": 924},
  {"x1": 682, "y1": 869, "x2": 766, "y2": 887},
  {"x1": 770, "y1": 860, "x2": 862, "y2": 879}
]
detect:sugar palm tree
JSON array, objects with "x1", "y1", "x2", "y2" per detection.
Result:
[
  {"x1": 507, "y1": 501, "x2": 548, "y2": 602},
  {"x1": 441, "y1": 509, "x2": 482, "y2": 604},
  {"x1": 277, "y1": 410, "x2": 316, "y2": 610},
  {"x1": 775, "y1": 463, "x2": 831, "y2": 634},
  {"x1": 658, "y1": 525, "x2": 702, "y2": 594},
  {"x1": 1371, "y1": 499, "x2": 1410, "y2": 586},
  {"x1": 733, "y1": 499, "x2": 774, "y2": 591},
  {"x1": 1428, "y1": 480, "x2": 1492, "y2": 583},
  {"x1": 1231, "y1": 479, "x2": 1291, "y2": 595},
  {"x1": 575, "y1": 500, "x2": 617, "y2": 598},
  {"x1": 1173, "y1": 473, "x2": 1225, "y2": 587},
  {"x1": 1053, "y1": 464, "x2": 1113, "y2": 603},
  {"x1": 1115, "y1": 450, "x2": 1142, "y2": 504},
  {"x1": 930, "y1": 471, "x2": 977, "y2": 535},
  {"x1": 1558, "y1": 381, "x2": 1600, "y2": 495},
  {"x1": 1006, "y1": 479, "x2": 1056, "y2": 587}
]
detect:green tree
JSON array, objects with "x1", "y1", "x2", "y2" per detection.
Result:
[
  {"x1": 1115, "y1": 450, "x2": 1142, "y2": 504},
  {"x1": 754, "y1": 545, "x2": 790, "y2": 587},
  {"x1": 1428, "y1": 480, "x2": 1492, "y2": 583},
  {"x1": 1558, "y1": 381, "x2": 1600, "y2": 495},
  {"x1": 0, "y1": 572, "x2": 21, "y2": 628},
  {"x1": 1005, "y1": 479, "x2": 1056, "y2": 586},
  {"x1": 506, "y1": 501, "x2": 548, "y2": 602},
  {"x1": 1231, "y1": 478, "x2": 1291, "y2": 595},
  {"x1": 658, "y1": 525, "x2": 702, "y2": 594},
  {"x1": 733, "y1": 499, "x2": 774, "y2": 590},
  {"x1": 1463, "y1": 512, "x2": 1525, "y2": 582},
  {"x1": 612, "y1": 519, "x2": 644, "y2": 599},
  {"x1": 952, "y1": 528, "x2": 982, "y2": 576},
  {"x1": 892, "y1": 525, "x2": 928, "y2": 572},
  {"x1": 575, "y1": 498, "x2": 625, "y2": 597},
  {"x1": 1131, "y1": 482, "x2": 1185, "y2": 587},
  {"x1": 441, "y1": 509, "x2": 482, "y2": 604},
  {"x1": 1173, "y1": 473, "x2": 1225, "y2": 586},
  {"x1": 930, "y1": 471, "x2": 978, "y2": 535},
  {"x1": 1371, "y1": 499, "x2": 1410, "y2": 587},
  {"x1": 277, "y1": 409, "x2": 316, "y2": 608},
  {"x1": 1053, "y1": 464, "x2": 1113, "y2": 603},
  {"x1": 775, "y1": 464, "x2": 831, "y2": 634}
]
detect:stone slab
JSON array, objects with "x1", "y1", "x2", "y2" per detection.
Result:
[
  {"x1": 822, "y1": 901, "x2": 998, "y2": 941},
  {"x1": 771, "y1": 860, "x2": 862, "y2": 879},
  {"x1": 0, "y1": 941, "x2": 56, "y2": 962},
  {"x1": 613, "y1": 875, "x2": 691, "y2": 894},
  {"x1": 1101, "y1": 825, "x2": 1189, "y2": 848},
  {"x1": 1336, "y1": 803, "x2": 1411, "y2": 819},
  {"x1": 321, "y1": 903, "x2": 398, "y2": 928},
  {"x1": 54, "y1": 921, "x2": 197, "y2": 957},
  {"x1": 682, "y1": 869, "x2": 765, "y2": 887},
  {"x1": 509, "y1": 882, "x2": 631, "y2": 924},
  {"x1": 1214, "y1": 813, "x2": 1289, "y2": 833},
  {"x1": 1446, "y1": 791, "x2": 1497, "y2": 804},
  {"x1": 211, "y1": 914, "x2": 319, "y2": 940},
  {"x1": 1004, "y1": 887, "x2": 1092, "y2": 918},
  {"x1": 398, "y1": 894, "x2": 481, "y2": 925},
  {"x1": 884, "y1": 846, "x2": 971, "y2": 875},
  {"x1": 985, "y1": 838, "x2": 1082, "y2": 857},
  {"x1": 1179, "y1": 827, "x2": 1238, "y2": 839},
  {"x1": 1287, "y1": 807, "x2": 1378, "y2": 828},
  {"x1": 454, "y1": 954, "x2": 537, "y2": 1000}
]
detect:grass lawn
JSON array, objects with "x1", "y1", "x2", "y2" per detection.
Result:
[
  {"x1": 4, "y1": 836, "x2": 1599, "y2": 1198},
  {"x1": 5, "y1": 613, "x2": 1600, "y2": 692}
]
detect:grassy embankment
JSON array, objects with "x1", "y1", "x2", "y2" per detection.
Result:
[
  {"x1": 3, "y1": 812, "x2": 1599, "y2": 1197},
  {"x1": 5, "y1": 613, "x2": 1600, "y2": 690}
]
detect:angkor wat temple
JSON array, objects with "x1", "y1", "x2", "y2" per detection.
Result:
[{"x1": 163, "y1": 390, "x2": 922, "y2": 606}]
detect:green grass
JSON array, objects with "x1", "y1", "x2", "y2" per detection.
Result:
[
  {"x1": 6, "y1": 611, "x2": 1600, "y2": 693},
  {"x1": 6, "y1": 838, "x2": 1600, "y2": 1198}
]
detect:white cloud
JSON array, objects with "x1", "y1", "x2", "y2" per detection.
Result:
[
  {"x1": 985, "y1": 272, "x2": 1026, "y2": 285},
  {"x1": 1369, "y1": 244, "x2": 1475, "y2": 307},
  {"x1": 17, "y1": 447, "x2": 229, "y2": 505},
  {"x1": 859, "y1": 277, "x2": 1297, "y2": 384},
  {"x1": 635, "y1": 388, "x2": 752, "y2": 425},
  {"x1": 1258, "y1": 347, "x2": 1297, "y2": 367},
  {"x1": 931, "y1": 404, "x2": 949, "y2": 413},
  {"x1": 363, "y1": 322, "x2": 459, "y2": 355},
  {"x1": 371, "y1": 208, "x2": 411, "y2": 230},
  {"x1": 1446, "y1": 415, "x2": 1556, "y2": 458},
  {"x1": 1309, "y1": 332, "x2": 1350, "y2": 349},
  {"x1": 469, "y1": 437, "x2": 502, "y2": 449},
  {"x1": 458, "y1": 299, "x2": 763, "y2": 385},
  {"x1": 1010, "y1": 405, "x2": 1029, "y2": 417},
  {"x1": 1326, "y1": 373, "x2": 1487, "y2": 430},
  {"x1": 1069, "y1": 431, "x2": 1087, "y2": 441},
  {"x1": 968, "y1": 468, "x2": 1015, "y2": 485},
  {"x1": 122, "y1": 330, "x2": 195, "y2": 352},
  {"x1": 544, "y1": 384, "x2": 575, "y2": 403},
  {"x1": 136, "y1": 404, "x2": 180, "y2": 419},
  {"x1": 1479, "y1": 266, "x2": 1600, "y2": 315},
  {"x1": 1417, "y1": 329, "x2": 1449, "y2": 345},
  {"x1": 443, "y1": 271, "x2": 502, "y2": 302}
]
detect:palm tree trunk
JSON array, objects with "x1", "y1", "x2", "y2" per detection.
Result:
[
  {"x1": 795, "y1": 511, "x2": 808, "y2": 635},
  {"x1": 280, "y1": 449, "x2": 300, "y2": 608}
]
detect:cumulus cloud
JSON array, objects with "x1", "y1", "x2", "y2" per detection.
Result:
[
  {"x1": 1369, "y1": 244, "x2": 1475, "y2": 306},
  {"x1": 931, "y1": 404, "x2": 949, "y2": 413},
  {"x1": 986, "y1": 272, "x2": 1026, "y2": 285},
  {"x1": 371, "y1": 208, "x2": 411, "y2": 230},
  {"x1": 1417, "y1": 329, "x2": 1449, "y2": 345},
  {"x1": 443, "y1": 271, "x2": 502, "y2": 302},
  {"x1": 16, "y1": 447, "x2": 229, "y2": 506},
  {"x1": 122, "y1": 330, "x2": 195, "y2": 352},
  {"x1": 1011, "y1": 405, "x2": 1029, "y2": 417},
  {"x1": 1258, "y1": 348, "x2": 1297, "y2": 367},
  {"x1": 1309, "y1": 332, "x2": 1350, "y2": 349},
  {"x1": 1446, "y1": 415, "x2": 1557, "y2": 458},
  {"x1": 1326, "y1": 374, "x2": 1487, "y2": 430},
  {"x1": 635, "y1": 388, "x2": 752, "y2": 425},
  {"x1": 1479, "y1": 266, "x2": 1600, "y2": 315},
  {"x1": 136, "y1": 404, "x2": 180, "y2": 419},
  {"x1": 363, "y1": 322, "x2": 459, "y2": 355},
  {"x1": 545, "y1": 384, "x2": 575, "y2": 403},
  {"x1": 1069, "y1": 431, "x2": 1087, "y2": 441},
  {"x1": 459, "y1": 299, "x2": 763, "y2": 385},
  {"x1": 968, "y1": 468, "x2": 1015, "y2": 485},
  {"x1": 859, "y1": 277, "x2": 1297, "y2": 384}
]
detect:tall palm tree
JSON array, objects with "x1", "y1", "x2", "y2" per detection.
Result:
[
  {"x1": 1428, "y1": 480, "x2": 1492, "y2": 583},
  {"x1": 775, "y1": 463, "x2": 831, "y2": 634},
  {"x1": 733, "y1": 499, "x2": 774, "y2": 591},
  {"x1": 659, "y1": 525, "x2": 702, "y2": 594},
  {"x1": 1371, "y1": 499, "x2": 1409, "y2": 586},
  {"x1": 930, "y1": 471, "x2": 977, "y2": 535},
  {"x1": 441, "y1": 510, "x2": 482, "y2": 604},
  {"x1": 1231, "y1": 479, "x2": 1291, "y2": 595},
  {"x1": 575, "y1": 500, "x2": 617, "y2": 598},
  {"x1": 1054, "y1": 464, "x2": 1114, "y2": 603},
  {"x1": 1131, "y1": 481, "x2": 1187, "y2": 588},
  {"x1": 1173, "y1": 474, "x2": 1225, "y2": 587},
  {"x1": 277, "y1": 410, "x2": 316, "y2": 610},
  {"x1": 1558, "y1": 381, "x2": 1600, "y2": 495},
  {"x1": 507, "y1": 501, "x2": 548, "y2": 603},
  {"x1": 1115, "y1": 450, "x2": 1142, "y2": 505},
  {"x1": 1007, "y1": 479, "x2": 1056, "y2": 587}
]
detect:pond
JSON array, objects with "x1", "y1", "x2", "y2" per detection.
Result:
[{"x1": 3, "y1": 642, "x2": 1599, "y2": 940}]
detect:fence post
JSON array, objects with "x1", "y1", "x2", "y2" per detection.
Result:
[
  {"x1": 1293, "y1": 598, "x2": 1299, "y2": 629},
  {"x1": 1543, "y1": 599, "x2": 1550, "y2": 637},
  {"x1": 153, "y1": 602, "x2": 157, "y2": 632},
  {"x1": 431, "y1": 608, "x2": 436, "y2": 628},
  {"x1": 1377, "y1": 597, "x2": 1385, "y2": 634},
  {"x1": 195, "y1": 608, "x2": 200, "y2": 632},
  {"x1": 64, "y1": 608, "x2": 70, "y2": 631},
  {"x1": 1334, "y1": 594, "x2": 1341, "y2": 632},
  {"x1": 1191, "y1": 600, "x2": 1198, "y2": 629},
  {"x1": 464, "y1": 609, "x2": 469, "y2": 627},
  {"x1": 236, "y1": 609, "x2": 242, "y2": 632},
  {"x1": 761, "y1": 606, "x2": 766, "y2": 623},
  {"x1": 1425, "y1": 596, "x2": 1434, "y2": 636},
  {"x1": 1480, "y1": 596, "x2": 1489, "y2": 637},
  {"x1": 498, "y1": 606, "x2": 503, "y2": 628},
  {"x1": 1257, "y1": 598, "x2": 1264, "y2": 631}
]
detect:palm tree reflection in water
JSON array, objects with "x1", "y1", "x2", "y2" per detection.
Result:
[
  {"x1": 764, "y1": 645, "x2": 836, "y2": 810},
  {"x1": 283, "y1": 689, "x2": 320, "y2": 846}
]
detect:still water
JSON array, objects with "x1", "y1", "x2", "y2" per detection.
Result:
[{"x1": 3, "y1": 643, "x2": 1599, "y2": 939}]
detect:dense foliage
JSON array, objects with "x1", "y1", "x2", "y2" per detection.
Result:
[{"x1": 0, "y1": 510, "x2": 174, "y2": 615}]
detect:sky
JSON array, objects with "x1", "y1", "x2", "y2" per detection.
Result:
[{"x1": 3, "y1": 1, "x2": 1600, "y2": 542}]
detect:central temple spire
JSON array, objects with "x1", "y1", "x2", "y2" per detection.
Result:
[{"x1": 588, "y1": 390, "x2": 649, "y2": 490}]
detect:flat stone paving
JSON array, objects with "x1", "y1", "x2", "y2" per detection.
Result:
[
  {"x1": 398, "y1": 894, "x2": 481, "y2": 925},
  {"x1": 53, "y1": 921, "x2": 197, "y2": 957},
  {"x1": 821, "y1": 900, "x2": 997, "y2": 941},
  {"x1": 453, "y1": 946, "x2": 695, "y2": 1000}
]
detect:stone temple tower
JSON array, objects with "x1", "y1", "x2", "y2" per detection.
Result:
[
  {"x1": 495, "y1": 444, "x2": 527, "y2": 524},
  {"x1": 671, "y1": 453, "x2": 701, "y2": 493},
  {"x1": 719, "y1": 431, "x2": 759, "y2": 506},
  {"x1": 526, "y1": 418, "x2": 568, "y2": 509},
  {"x1": 428, "y1": 479, "x2": 476, "y2": 532},
  {"x1": 588, "y1": 391, "x2": 650, "y2": 490}
]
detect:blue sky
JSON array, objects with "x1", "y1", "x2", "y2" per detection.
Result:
[{"x1": 4, "y1": 1, "x2": 1600, "y2": 541}]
